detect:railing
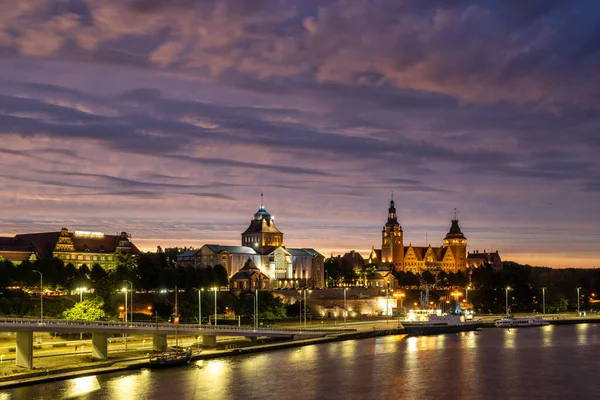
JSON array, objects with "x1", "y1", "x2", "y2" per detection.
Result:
[{"x1": 0, "y1": 317, "x2": 356, "y2": 334}]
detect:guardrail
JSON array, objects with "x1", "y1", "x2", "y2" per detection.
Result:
[{"x1": 0, "y1": 317, "x2": 356, "y2": 334}]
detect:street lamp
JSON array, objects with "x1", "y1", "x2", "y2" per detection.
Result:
[
  {"x1": 212, "y1": 287, "x2": 218, "y2": 326},
  {"x1": 541, "y1": 287, "x2": 546, "y2": 315},
  {"x1": 577, "y1": 287, "x2": 581, "y2": 315},
  {"x1": 466, "y1": 286, "x2": 471, "y2": 304},
  {"x1": 77, "y1": 287, "x2": 87, "y2": 303},
  {"x1": 197, "y1": 288, "x2": 204, "y2": 325},
  {"x1": 385, "y1": 281, "x2": 390, "y2": 324},
  {"x1": 343, "y1": 287, "x2": 348, "y2": 327},
  {"x1": 121, "y1": 287, "x2": 128, "y2": 351},
  {"x1": 505, "y1": 287, "x2": 511, "y2": 316},
  {"x1": 123, "y1": 280, "x2": 133, "y2": 323},
  {"x1": 77, "y1": 287, "x2": 87, "y2": 340},
  {"x1": 303, "y1": 289, "x2": 312, "y2": 329},
  {"x1": 255, "y1": 288, "x2": 259, "y2": 330},
  {"x1": 32, "y1": 270, "x2": 43, "y2": 322}
]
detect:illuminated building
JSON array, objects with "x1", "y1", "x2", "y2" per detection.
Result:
[
  {"x1": 368, "y1": 199, "x2": 468, "y2": 273},
  {"x1": 0, "y1": 227, "x2": 139, "y2": 269},
  {"x1": 230, "y1": 258, "x2": 270, "y2": 292},
  {"x1": 466, "y1": 250, "x2": 503, "y2": 272},
  {"x1": 196, "y1": 200, "x2": 325, "y2": 288}
]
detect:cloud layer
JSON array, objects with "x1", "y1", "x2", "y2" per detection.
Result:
[{"x1": 0, "y1": 0, "x2": 599, "y2": 267}]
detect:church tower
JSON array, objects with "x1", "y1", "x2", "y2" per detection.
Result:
[
  {"x1": 443, "y1": 211, "x2": 467, "y2": 272},
  {"x1": 381, "y1": 197, "x2": 404, "y2": 271},
  {"x1": 241, "y1": 194, "x2": 283, "y2": 250}
]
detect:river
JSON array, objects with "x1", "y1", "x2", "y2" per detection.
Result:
[{"x1": 2, "y1": 324, "x2": 600, "y2": 399}]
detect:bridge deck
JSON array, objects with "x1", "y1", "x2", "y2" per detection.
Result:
[{"x1": 0, "y1": 318, "x2": 354, "y2": 338}]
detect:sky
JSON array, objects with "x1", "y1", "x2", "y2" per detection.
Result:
[{"x1": 0, "y1": 0, "x2": 599, "y2": 268}]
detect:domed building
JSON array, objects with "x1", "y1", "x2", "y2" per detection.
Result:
[{"x1": 197, "y1": 199, "x2": 325, "y2": 289}]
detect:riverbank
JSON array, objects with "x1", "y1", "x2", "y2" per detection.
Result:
[
  {"x1": 0, "y1": 327, "x2": 404, "y2": 390},
  {"x1": 3, "y1": 314, "x2": 600, "y2": 390}
]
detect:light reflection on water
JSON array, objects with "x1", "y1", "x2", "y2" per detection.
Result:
[{"x1": 3, "y1": 325, "x2": 600, "y2": 399}]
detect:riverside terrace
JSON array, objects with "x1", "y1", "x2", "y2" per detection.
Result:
[{"x1": 0, "y1": 318, "x2": 349, "y2": 369}]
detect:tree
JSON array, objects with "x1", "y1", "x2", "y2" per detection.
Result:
[
  {"x1": 77, "y1": 264, "x2": 91, "y2": 289},
  {"x1": 62, "y1": 297, "x2": 106, "y2": 321},
  {"x1": 136, "y1": 252, "x2": 161, "y2": 291},
  {"x1": 421, "y1": 271, "x2": 435, "y2": 286},
  {"x1": 63, "y1": 263, "x2": 78, "y2": 292},
  {"x1": 436, "y1": 271, "x2": 448, "y2": 288},
  {"x1": 0, "y1": 260, "x2": 17, "y2": 287},
  {"x1": 324, "y1": 258, "x2": 343, "y2": 286},
  {"x1": 236, "y1": 291, "x2": 286, "y2": 324},
  {"x1": 214, "y1": 264, "x2": 229, "y2": 287}
]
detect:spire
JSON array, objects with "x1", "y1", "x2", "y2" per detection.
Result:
[
  {"x1": 445, "y1": 216, "x2": 465, "y2": 239},
  {"x1": 452, "y1": 208, "x2": 459, "y2": 221},
  {"x1": 387, "y1": 198, "x2": 397, "y2": 223},
  {"x1": 261, "y1": 191, "x2": 264, "y2": 208}
]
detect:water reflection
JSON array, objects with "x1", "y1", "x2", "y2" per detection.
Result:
[
  {"x1": 542, "y1": 324, "x2": 554, "y2": 347},
  {"x1": 503, "y1": 329, "x2": 516, "y2": 348},
  {"x1": 5, "y1": 325, "x2": 600, "y2": 400},
  {"x1": 577, "y1": 323, "x2": 589, "y2": 346},
  {"x1": 65, "y1": 376, "x2": 101, "y2": 398}
]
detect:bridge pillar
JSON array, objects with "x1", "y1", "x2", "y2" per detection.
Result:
[
  {"x1": 92, "y1": 333, "x2": 108, "y2": 359},
  {"x1": 202, "y1": 335, "x2": 217, "y2": 348},
  {"x1": 16, "y1": 331, "x2": 33, "y2": 369},
  {"x1": 153, "y1": 334, "x2": 168, "y2": 352}
]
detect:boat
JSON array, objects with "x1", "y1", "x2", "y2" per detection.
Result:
[
  {"x1": 494, "y1": 315, "x2": 549, "y2": 328},
  {"x1": 148, "y1": 285, "x2": 196, "y2": 368},
  {"x1": 402, "y1": 314, "x2": 483, "y2": 336},
  {"x1": 149, "y1": 347, "x2": 193, "y2": 368}
]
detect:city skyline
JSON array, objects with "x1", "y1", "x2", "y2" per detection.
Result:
[{"x1": 1, "y1": 1, "x2": 599, "y2": 268}]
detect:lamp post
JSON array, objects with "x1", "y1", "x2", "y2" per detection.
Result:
[
  {"x1": 505, "y1": 287, "x2": 511, "y2": 316},
  {"x1": 123, "y1": 280, "x2": 133, "y2": 323},
  {"x1": 197, "y1": 288, "x2": 204, "y2": 325},
  {"x1": 466, "y1": 286, "x2": 470, "y2": 305},
  {"x1": 343, "y1": 287, "x2": 348, "y2": 327},
  {"x1": 32, "y1": 270, "x2": 43, "y2": 322},
  {"x1": 577, "y1": 287, "x2": 581, "y2": 315},
  {"x1": 121, "y1": 287, "x2": 128, "y2": 351},
  {"x1": 213, "y1": 287, "x2": 218, "y2": 326},
  {"x1": 541, "y1": 287, "x2": 546, "y2": 315},
  {"x1": 78, "y1": 287, "x2": 87, "y2": 340},
  {"x1": 385, "y1": 281, "x2": 390, "y2": 324},
  {"x1": 255, "y1": 288, "x2": 259, "y2": 330}
]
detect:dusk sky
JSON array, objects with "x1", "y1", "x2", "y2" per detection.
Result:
[{"x1": 1, "y1": 0, "x2": 599, "y2": 268}]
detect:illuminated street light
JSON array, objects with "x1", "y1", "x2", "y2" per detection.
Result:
[
  {"x1": 32, "y1": 270, "x2": 43, "y2": 322},
  {"x1": 212, "y1": 287, "x2": 218, "y2": 326},
  {"x1": 197, "y1": 288, "x2": 204, "y2": 325},
  {"x1": 121, "y1": 287, "x2": 128, "y2": 351},
  {"x1": 77, "y1": 287, "x2": 87, "y2": 340},
  {"x1": 505, "y1": 287, "x2": 511, "y2": 316},
  {"x1": 123, "y1": 280, "x2": 133, "y2": 323},
  {"x1": 343, "y1": 288, "x2": 349, "y2": 327}
]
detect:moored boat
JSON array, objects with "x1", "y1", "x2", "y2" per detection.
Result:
[
  {"x1": 402, "y1": 314, "x2": 482, "y2": 336},
  {"x1": 494, "y1": 315, "x2": 549, "y2": 328},
  {"x1": 149, "y1": 348, "x2": 194, "y2": 368}
]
